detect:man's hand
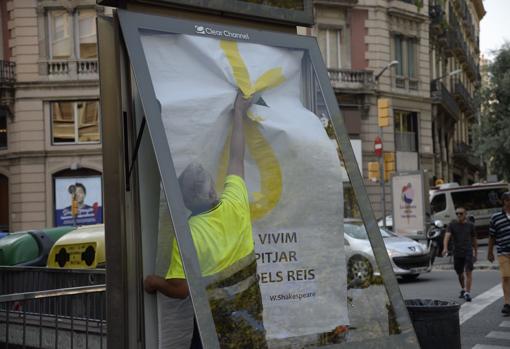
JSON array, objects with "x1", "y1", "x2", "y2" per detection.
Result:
[
  {"x1": 442, "y1": 248, "x2": 449, "y2": 257},
  {"x1": 488, "y1": 250, "x2": 495, "y2": 263},
  {"x1": 234, "y1": 92, "x2": 254, "y2": 117},
  {"x1": 144, "y1": 274, "x2": 161, "y2": 294}
]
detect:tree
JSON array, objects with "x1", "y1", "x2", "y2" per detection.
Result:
[{"x1": 473, "y1": 44, "x2": 510, "y2": 181}]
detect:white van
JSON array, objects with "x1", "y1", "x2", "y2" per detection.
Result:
[{"x1": 429, "y1": 182, "x2": 510, "y2": 238}]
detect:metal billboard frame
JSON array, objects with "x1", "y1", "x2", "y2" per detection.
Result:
[
  {"x1": 98, "y1": 0, "x2": 314, "y2": 26},
  {"x1": 114, "y1": 9, "x2": 419, "y2": 348}
]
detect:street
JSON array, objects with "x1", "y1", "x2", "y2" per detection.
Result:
[{"x1": 399, "y1": 242, "x2": 508, "y2": 349}]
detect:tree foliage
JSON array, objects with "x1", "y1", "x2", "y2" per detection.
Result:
[{"x1": 473, "y1": 44, "x2": 510, "y2": 181}]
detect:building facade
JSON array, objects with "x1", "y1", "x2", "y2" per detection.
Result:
[
  {"x1": 0, "y1": 0, "x2": 104, "y2": 232},
  {"x1": 312, "y1": 0, "x2": 433, "y2": 218},
  {"x1": 429, "y1": 0, "x2": 485, "y2": 184}
]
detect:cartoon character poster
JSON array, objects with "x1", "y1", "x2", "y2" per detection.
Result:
[{"x1": 54, "y1": 176, "x2": 103, "y2": 227}]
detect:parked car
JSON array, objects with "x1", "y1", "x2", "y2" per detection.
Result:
[
  {"x1": 345, "y1": 219, "x2": 431, "y2": 283},
  {"x1": 0, "y1": 227, "x2": 75, "y2": 266},
  {"x1": 47, "y1": 224, "x2": 105, "y2": 269},
  {"x1": 430, "y1": 182, "x2": 509, "y2": 238}
]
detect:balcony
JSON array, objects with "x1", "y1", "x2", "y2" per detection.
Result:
[
  {"x1": 0, "y1": 60, "x2": 15, "y2": 111},
  {"x1": 429, "y1": 3, "x2": 448, "y2": 39},
  {"x1": 453, "y1": 142, "x2": 480, "y2": 168},
  {"x1": 45, "y1": 59, "x2": 98, "y2": 81},
  {"x1": 327, "y1": 68, "x2": 374, "y2": 91},
  {"x1": 454, "y1": 81, "x2": 475, "y2": 116},
  {"x1": 431, "y1": 79, "x2": 460, "y2": 119}
]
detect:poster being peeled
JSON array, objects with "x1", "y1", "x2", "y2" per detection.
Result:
[{"x1": 141, "y1": 32, "x2": 348, "y2": 340}]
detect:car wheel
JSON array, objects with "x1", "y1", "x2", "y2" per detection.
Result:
[
  {"x1": 348, "y1": 256, "x2": 373, "y2": 286},
  {"x1": 401, "y1": 274, "x2": 420, "y2": 281}
]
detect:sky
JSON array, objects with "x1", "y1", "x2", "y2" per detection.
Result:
[{"x1": 480, "y1": 0, "x2": 510, "y2": 59}]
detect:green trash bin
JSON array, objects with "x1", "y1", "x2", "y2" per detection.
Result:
[
  {"x1": 0, "y1": 227, "x2": 75, "y2": 266},
  {"x1": 405, "y1": 299, "x2": 461, "y2": 349}
]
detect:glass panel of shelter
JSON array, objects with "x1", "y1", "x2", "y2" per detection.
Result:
[{"x1": 116, "y1": 9, "x2": 416, "y2": 348}]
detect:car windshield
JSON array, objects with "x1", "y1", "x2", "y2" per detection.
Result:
[{"x1": 344, "y1": 223, "x2": 394, "y2": 240}]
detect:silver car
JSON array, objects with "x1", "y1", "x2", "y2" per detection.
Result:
[{"x1": 345, "y1": 220, "x2": 431, "y2": 282}]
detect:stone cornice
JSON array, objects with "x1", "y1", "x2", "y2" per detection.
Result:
[
  {"x1": 471, "y1": 0, "x2": 486, "y2": 20},
  {"x1": 0, "y1": 148, "x2": 103, "y2": 161}
]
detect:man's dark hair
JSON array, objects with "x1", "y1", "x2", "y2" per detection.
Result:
[
  {"x1": 75, "y1": 182, "x2": 87, "y2": 195},
  {"x1": 502, "y1": 192, "x2": 510, "y2": 201}
]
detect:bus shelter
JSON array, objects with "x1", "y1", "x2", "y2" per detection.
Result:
[{"x1": 97, "y1": 1, "x2": 419, "y2": 348}]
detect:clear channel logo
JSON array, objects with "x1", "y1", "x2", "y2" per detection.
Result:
[{"x1": 194, "y1": 25, "x2": 250, "y2": 40}]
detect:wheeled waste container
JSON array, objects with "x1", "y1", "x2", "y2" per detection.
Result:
[
  {"x1": 0, "y1": 227, "x2": 75, "y2": 266},
  {"x1": 405, "y1": 299, "x2": 461, "y2": 349}
]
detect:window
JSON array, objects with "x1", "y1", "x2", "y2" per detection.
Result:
[
  {"x1": 394, "y1": 35, "x2": 403, "y2": 76},
  {"x1": 51, "y1": 101, "x2": 100, "y2": 144},
  {"x1": 430, "y1": 194, "x2": 446, "y2": 214},
  {"x1": 318, "y1": 28, "x2": 341, "y2": 69},
  {"x1": 0, "y1": 108, "x2": 6, "y2": 149},
  {"x1": 78, "y1": 9, "x2": 97, "y2": 58},
  {"x1": 451, "y1": 188, "x2": 508, "y2": 211},
  {"x1": 48, "y1": 8, "x2": 97, "y2": 60},
  {"x1": 393, "y1": 35, "x2": 418, "y2": 87},
  {"x1": 394, "y1": 110, "x2": 418, "y2": 152},
  {"x1": 49, "y1": 10, "x2": 71, "y2": 59}
]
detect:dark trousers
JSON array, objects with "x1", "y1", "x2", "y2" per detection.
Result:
[{"x1": 190, "y1": 318, "x2": 203, "y2": 349}]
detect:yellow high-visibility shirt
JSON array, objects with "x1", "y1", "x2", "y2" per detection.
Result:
[{"x1": 166, "y1": 175, "x2": 254, "y2": 279}]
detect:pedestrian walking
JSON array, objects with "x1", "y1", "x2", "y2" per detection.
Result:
[
  {"x1": 488, "y1": 191, "x2": 510, "y2": 315},
  {"x1": 442, "y1": 207, "x2": 478, "y2": 302}
]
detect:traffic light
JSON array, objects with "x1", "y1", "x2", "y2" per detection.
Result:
[
  {"x1": 377, "y1": 98, "x2": 392, "y2": 128},
  {"x1": 368, "y1": 162, "x2": 380, "y2": 182},
  {"x1": 384, "y1": 152, "x2": 395, "y2": 182}
]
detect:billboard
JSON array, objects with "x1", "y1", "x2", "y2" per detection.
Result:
[
  {"x1": 54, "y1": 176, "x2": 103, "y2": 227},
  {"x1": 141, "y1": 30, "x2": 347, "y2": 342},
  {"x1": 113, "y1": 10, "x2": 419, "y2": 349},
  {"x1": 391, "y1": 172, "x2": 426, "y2": 238}
]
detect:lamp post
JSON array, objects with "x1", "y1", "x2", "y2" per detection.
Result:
[
  {"x1": 435, "y1": 68, "x2": 462, "y2": 82},
  {"x1": 374, "y1": 60, "x2": 399, "y2": 228}
]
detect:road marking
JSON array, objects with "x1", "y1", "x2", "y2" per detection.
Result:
[
  {"x1": 460, "y1": 284, "x2": 503, "y2": 324},
  {"x1": 473, "y1": 345, "x2": 510, "y2": 349},
  {"x1": 500, "y1": 321, "x2": 510, "y2": 328},
  {"x1": 487, "y1": 331, "x2": 510, "y2": 340}
]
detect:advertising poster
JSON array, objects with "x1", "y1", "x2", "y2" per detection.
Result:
[
  {"x1": 391, "y1": 173, "x2": 425, "y2": 237},
  {"x1": 141, "y1": 30, "x2": 348, "y2": 341},
  {"x1": 54, "y1": 176, "x2": 103, "y2": 227}
]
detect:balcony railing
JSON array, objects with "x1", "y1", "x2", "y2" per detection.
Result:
[
  {"x1": 453, "y1": 141, "x2": 480, "y2": 167},
  {"x1": 46, "y1": 59, "x2": 98, "y2": 80},
  {"x1": 0, "y1": 61, "x2": 15, "y2": 85},
  {"x1": 454, "y1": 81, "x2": 475, "y2": 116},
  {"x1": 327, "y1": 68, "x2": 374, "y2": 90},
  {"x1": 395, "y1": 131, "x2": 417, "y2": 152},
  {"x1": 431, "y1": 79, "x2": 460, "y2": 118}
]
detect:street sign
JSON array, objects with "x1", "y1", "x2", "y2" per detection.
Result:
[{"x1": 374, "y1": 136, "x2": 383, "y2": 157}]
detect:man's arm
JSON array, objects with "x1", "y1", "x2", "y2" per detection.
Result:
[
  {"x1": 488, "y1": 236, "x2": 496, "y2": 263},
  {"x1": 442, "y1": 231, "x2": 452, "y2": 257},
  {"x1": 472, "y1": 226, "x2": 478, "y2": 259},
  {"x1": 227, "y1": 92, "x2": 253, "y2": 178},
  {"x1": 144, "y1": 275, "x2": 189, "y2": 299},
  {"x1": 488, "y1": 218, "x2": 496, "y2": 263}
]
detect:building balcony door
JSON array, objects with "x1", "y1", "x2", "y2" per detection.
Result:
[{"x1": 0, "y1": 174, "x2": 8, "y2": 232}]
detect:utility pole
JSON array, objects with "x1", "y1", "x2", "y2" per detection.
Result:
[{"x1": 374, "y1": 61, "x2": 398, "y2": 227}]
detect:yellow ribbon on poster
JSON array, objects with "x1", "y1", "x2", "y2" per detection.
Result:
[{"x1": 217, "y1": 40, "x2": 285, "y2": 221}]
